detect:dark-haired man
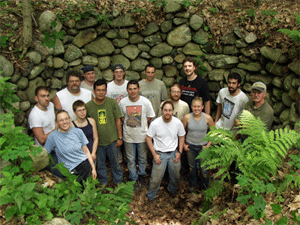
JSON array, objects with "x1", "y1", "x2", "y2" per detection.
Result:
[
  {"x1": 28, "y1": 86, "x2": 56, "y2": 146},
  {"x1": 179, "y1": 57, "x2": 211, "y2": 114},
  {"x1": 53, "y1": 70, "x2": 92, "y2": 121},
  {"x1": 81, "y1": 65, "x2": 96, "y2": 92},
  {"x1": 139, "y1": 64, "x2": 168, "y2": 119},
  {"x1": 215, "y1": 72, "x2": 249, "y2": 130},
  {"x1": 119, "y1": 80, "x2": 155, "y2": 189},
  {"x1": 86, "y1": 79, "x2": 123, "y2": 185},
  {"x1": 146, "y1": 101, "x2": 185, "y2": 200}
]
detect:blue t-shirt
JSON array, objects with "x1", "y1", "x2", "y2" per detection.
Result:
[{"x1": 44, "y1": 127, "x2": 89, "y2": 171}]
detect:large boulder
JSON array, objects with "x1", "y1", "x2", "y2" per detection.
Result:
[
  {"x1": 164, "y1": 0, "x2": 183, "y2": 13},
  {"x1": 110, "y1": 14, "x2": 135, "y2": 27},
  {"x1": 207, "y1": 55, "x2": 239, "y2": 69},
  {"x1": 64, "y1": 44, "x2": 83, "y2": 62},
  {"x1": 0, "y1": 55, "x2": 14, "y2": 77},
  {"x1": 167, "y1": 24, "x2": 191, "y2": 47},
  {"x1": 150, "y1": 43, "x2": 173, "y2": 57},
  {"x1": 183, "y1": 43, "x2": 203, "y2": 56},
  {"x1": 84, "y1": 37, "x2": 115, "y2": 56},
  {"x1": 141, "y1": 22, "x2": 159, "y2": 36},
  {"x1": 75, "y1": 17, "x2": 98, "y2": 29},
  {"x1": 111, "y1": 55, "x2": 130, "y2": 69},
  {"x1": 121, "y1": 45, "x2": 141, "y2": 60},
  {"x1": 260, "y1": 46, "x2": 288, "y2": 64},
  {"x1": 131, "y1": 58, "x2": 149, "y2": 71},
  {"x1": 190, "y1": 15, "x2": 204, "y2": 31},
  {"x1": 30, "y1": 146, "x2": 49, "y2": 172},
  {"x1": 72, "y1": 28, "x2": 97, "y2": 48}
]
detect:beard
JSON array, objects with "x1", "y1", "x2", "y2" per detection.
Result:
[{"x1": 228, "y1": 87, "x2": 237, "y2": 94}]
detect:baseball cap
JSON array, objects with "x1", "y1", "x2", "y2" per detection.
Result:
[
  {"x1": 112, "y1": 64, "x2": 125, "y2": 71},
  {"x1": 251, "y1": 82, "x2": 267, "y2": 92},
  {"x1": 81, "y1": 65, "x2": 94, "y2": 73}
]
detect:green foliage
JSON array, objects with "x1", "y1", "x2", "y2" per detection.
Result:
[
  {"x1": 0, "y1": 35, "x2": 9, "y2": 47},
  {"x1": 203, "y1": 180, "x2": 224, "y2": 202},
  {"x1": 148, "y1": 0, "x2": 167, "y2": 8},
  {"x1": 181, "y1": 0, "x2": 202, "y2": 8},
  {"x1": 42, "y1": 21, "x2": 66, "y2": 49},
  {"x1": 246, "y1": 8, "x2": 256, "y2": 18},
  {"x1": 278, "y1": 14, "x2": 300, "y2": 43},
  {"x1": 0, "y1": 75, "x2": 19, "y2": 112},
  {"x1": 208, "y1": 7, "x2": 219, "y2": 14},
  {"x1": 262, "y1": 9, "x2": 278, "y2": 16}
]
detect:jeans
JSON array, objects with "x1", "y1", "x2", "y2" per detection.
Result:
[
  {"x1": 186, "y1": 144, "x2": 209, "y2": 190},
  {"x1": 96, "y1": 141, "x2": 123, "y2": 184},
  {"x1": 147, "y1": 151, "x2": 181, "y2": 200},
  {"x1": 71, "y1": 159, "x2": 91, "y2": 185},
  {"x1": 124, "y1": 142, "x2": 147, "y2": 181}
]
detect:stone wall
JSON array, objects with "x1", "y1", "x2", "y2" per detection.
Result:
[{"x1": 0, "y1": 4, "x2": 299, "y2": 131}]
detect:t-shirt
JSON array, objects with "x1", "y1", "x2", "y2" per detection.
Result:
[
  {"x1": 238, "y1": 100, "x2": 274, "y2": 131},
  {"x1": 86, "y1": 97, "x2": 122, "y2": 146},
  {"x1": 106, "y1": 80, "x2": 129, "y2": 104},
  {"x1": 56, "y1": 88, "x2": 92, "y2": 121},
  {"x1": 158, "y1": 100, "x2": 190, "y2": 121},
  {"x1": 147, "y1": 116, "x2": 186, "y2": 152},
  {"x1": 28, "y1": 102, "x2": 56, "y2": 146},
  {"x1": 139, "y1": 79, "x2": 168, "y2": 118},
  {"x1": 44, "y1": 127, "x2": 88, "y2": 171},
  {"x1": 179, "y1": 76, "x2": 210, "y2": 111},
  {"x1": 119, "y1": 96, "x2": 155, "y2": 143},
  {"x1": 216, "y1": 88, "x2": 249, "y2": 130},
  {"x1": 80, "y1": 81, "x2": 93, "y2": 92}
]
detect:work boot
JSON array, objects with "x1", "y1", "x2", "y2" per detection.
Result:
[{"x1": 139, "y1": 176, "x2": 147, "y2": 188}]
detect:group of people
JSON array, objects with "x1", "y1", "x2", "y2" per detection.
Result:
[{"x1": 28, "y1": 57, "x2": 274, "y2": 200}]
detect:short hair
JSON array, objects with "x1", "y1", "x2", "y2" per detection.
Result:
[
  {"x1": 94, "y1": 79, "x2": 107, "y2": 90},
  {"x1": 66, "y1": 70, "x2": 82, "y2": 83},
  {"x1": 127, "y1": 80, "x2": 139, "y2": 89},
  {"x1": 228, "y1": 72, "x2": 241, "y2": 84},
  {"x1": 170, "y1": 83, "x2": 182, "y2": 92},
  {"x1": 73, "y1": 100, "x2": 86, "y2": 112},
  {"x1": 161, "y1": 100, "x2": 174, "y2": 110},
  {"x1": 191, "y1": 97, "x2": 203, "y2": 106},
  {"x1": 145, "y1": 64, "x2": 156, "y2": 71},
  {"x1": 35, "y1": 86, "x2": 49, "y2": 96},
  {"x1": 183, "y1": 57, "x2": 196, "y2": 66},
  {"x1": 56, "y1": 110, "x2": 69, "y2": 121}
]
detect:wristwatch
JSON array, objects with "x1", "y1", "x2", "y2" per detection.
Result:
[{"x1": 118, "y1": 137, "x2": 123, "y2": 141}]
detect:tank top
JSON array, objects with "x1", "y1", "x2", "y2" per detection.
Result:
[
  {"x1": 186, "y1": 112, "x2": 208, "y2": 146},
  {"x1": 72, "y1": 119, "x2": 94, "y2": 153}
]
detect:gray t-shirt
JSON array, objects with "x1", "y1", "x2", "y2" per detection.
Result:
[{"x1": 139, "y1": 79, "x2": 168, "y2": 118}]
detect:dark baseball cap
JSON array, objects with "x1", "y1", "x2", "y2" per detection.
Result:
[
  {"x1": 81, "y1": 65, "x2": 94, "y2": 73},
  {"x1": 112, "y1": 64, "x2": 125, "y2": 71}
]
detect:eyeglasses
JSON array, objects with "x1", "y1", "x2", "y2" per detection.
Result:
[{"x1": 69, "y1": 80, "x2": 80, "y2": 84}]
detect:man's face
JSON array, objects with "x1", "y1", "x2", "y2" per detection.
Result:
[
  {"x1": 127, "y1": 84, "x2": 140, "y2": 99},
  {"x1": 83, "y1": 71, "x2": 95, "y2": 83},
  {"x1": 67, "y1": 76, "x2": 81, "y2": 93},
  {"x1": 228, "y1": 78, "x2": 240, "y2": 94},
  {"x1": 183, "y1": 61, "x2": 196, "y2": 77},
  {"x1": 113, "y1": 69, "x2": 125, "y2": 82},
  {"x1": 57, "y1": 112, "x2": 70, "y2": 132},
  {"x1": 35, "y1": 90, "x2": 50, "y2": 108},
  {"x1": 145, "y1": 67, "x2": 156, "y2": 82},
  {"x1": 162, "y1": 103, "x2": 174, "y2": 121},
  {"x1": 170, "y1": 86, "x2": 181, "y2": 102},
  {"x1": 94, "y1": 84, "x2": 107, "y2": 101},
  {"x1": 251, "y1": 89, "x2": 266, "y2": 104},
  {"x1": 74, "y1": 106, "x2": 87, "y2": 119}
]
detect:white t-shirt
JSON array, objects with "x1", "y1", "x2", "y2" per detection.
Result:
[
  {"x1": 28, "y1": 102, "x2": 56, "y2": 146},
  {"x1": 216, "y1": 88, "x2": 249, "y2": 130},
  {"x1": 119, "y1": 96, "x2": 155, "y2": 143},
  {"x1": 80, "y1": 81, "x2": 93, "y2": 92},
  {"x1": 56, "y1": 88, "x2": 92, "y2": 121},
  {"x1": 158, "y1": 99, "x2": 190, "y2": 121},
  {"x1": 106, "y1": 80, "x2": 128, "y2": 104},
  {"x1": 147, "y1": 116, "x2": 186, "y2": 152}
]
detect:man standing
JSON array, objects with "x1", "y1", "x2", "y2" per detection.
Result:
[
  {"x1": 179, "y1": 57, "x2": 211, "y2": 114},
  {"x1": 146, "y1": 101, "x2": 186, "y2": 200},
  {"x1": 235, "y1": 82, "x2": 274, "y2": 130},
  {"x1": 158, "y1": 83, "x2": 190, "y2": 121},
  {"x1": 119, "y1": 80, "x2": 155, "y2": 189},
  {"x1": 81, "y1": 65, "x2": 96, "y2": 92},
  {"x1": 53, "y1": 70, "x2": 92, "y2": 121},
  {"x1": 107, "y1": 64, "x2": 128, "y2": 104},
  {"x1": 139, "y1": 64, "x2": 168, "y2": 118},
  {"x1": 86, "y1": 79, "x2": 123, "y2": 185},
  {"x1": 28, "y1": 86, "x2": 55, "y2": 146},
  {"x1": 215, "y1": 72, "x2": 249, "y2": 130}
]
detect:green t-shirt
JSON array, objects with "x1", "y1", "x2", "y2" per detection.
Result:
[{"x1": 86, "y1": 97, "x2": 122, "y2": 146}]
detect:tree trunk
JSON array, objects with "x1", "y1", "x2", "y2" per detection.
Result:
[{"x1": 22, "y1": 0, "x2": 32, "y2": 55}]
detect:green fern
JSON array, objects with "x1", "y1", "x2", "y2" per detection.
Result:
[
  {"x1": 199, "y1": 110, "x2": 300, "y2": 185},
  {"x1": 278, "y1": 14, "x2": 300, "y2": 43}
]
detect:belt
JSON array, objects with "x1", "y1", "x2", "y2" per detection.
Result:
[{"x1": 157, "y1": 151, "x2": 174, "y2": 154}]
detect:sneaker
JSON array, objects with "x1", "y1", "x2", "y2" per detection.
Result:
[
  {"x1": 133, "y1": 181, "x2": 140, "y2": 191},
  {"x1": 139, "y1": 176, "x2": 147, "y2": 188}
]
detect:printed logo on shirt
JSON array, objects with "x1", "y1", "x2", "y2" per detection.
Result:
[
  {"x1": 126, "y1": 105, "x2": 142, "y2": 127},
  {"x1": 98, "y1": 109, "x2": 107, "y2": 124},
  {"x1": 222, "y1": 98, "x2": 235, "y2": 119}
]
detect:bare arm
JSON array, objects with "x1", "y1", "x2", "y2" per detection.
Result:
[
  {"x1": 204, "y1": 100, "x2": 211, "y2": 115},
  {"x1": 52, "y1": 95, "x2": 62, "y2": 112},
  {"x1": 146, "y1": 135, "x2": 161, "y2": 164},
  {"x1": 115, "y1": 118, "x2": 123, "y2": 147},
  {"x1": 32, "y1": 127, "x2": 52, "y2": 145},
  {"x1": 88, "y1": 118, "x2": 98, "y2": 161},
  {"x1": 181, "y1": 114, "x2": 190, "y2": 151},
  {"x1": 83, "y1": 145, "x2": 97, "y2": 179},
  {"x1": 174, "y1": 136, "x2": 185, "y2": 163},
  {"x1": 147, "y1": 117, "x2": 152, "y2": 125},
  {"x1": 215, "y1": 103, "x2": 222, "y2": 124},
  {"x1": 121, "y1": 117, "x2": 124, "y2": 124}
]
